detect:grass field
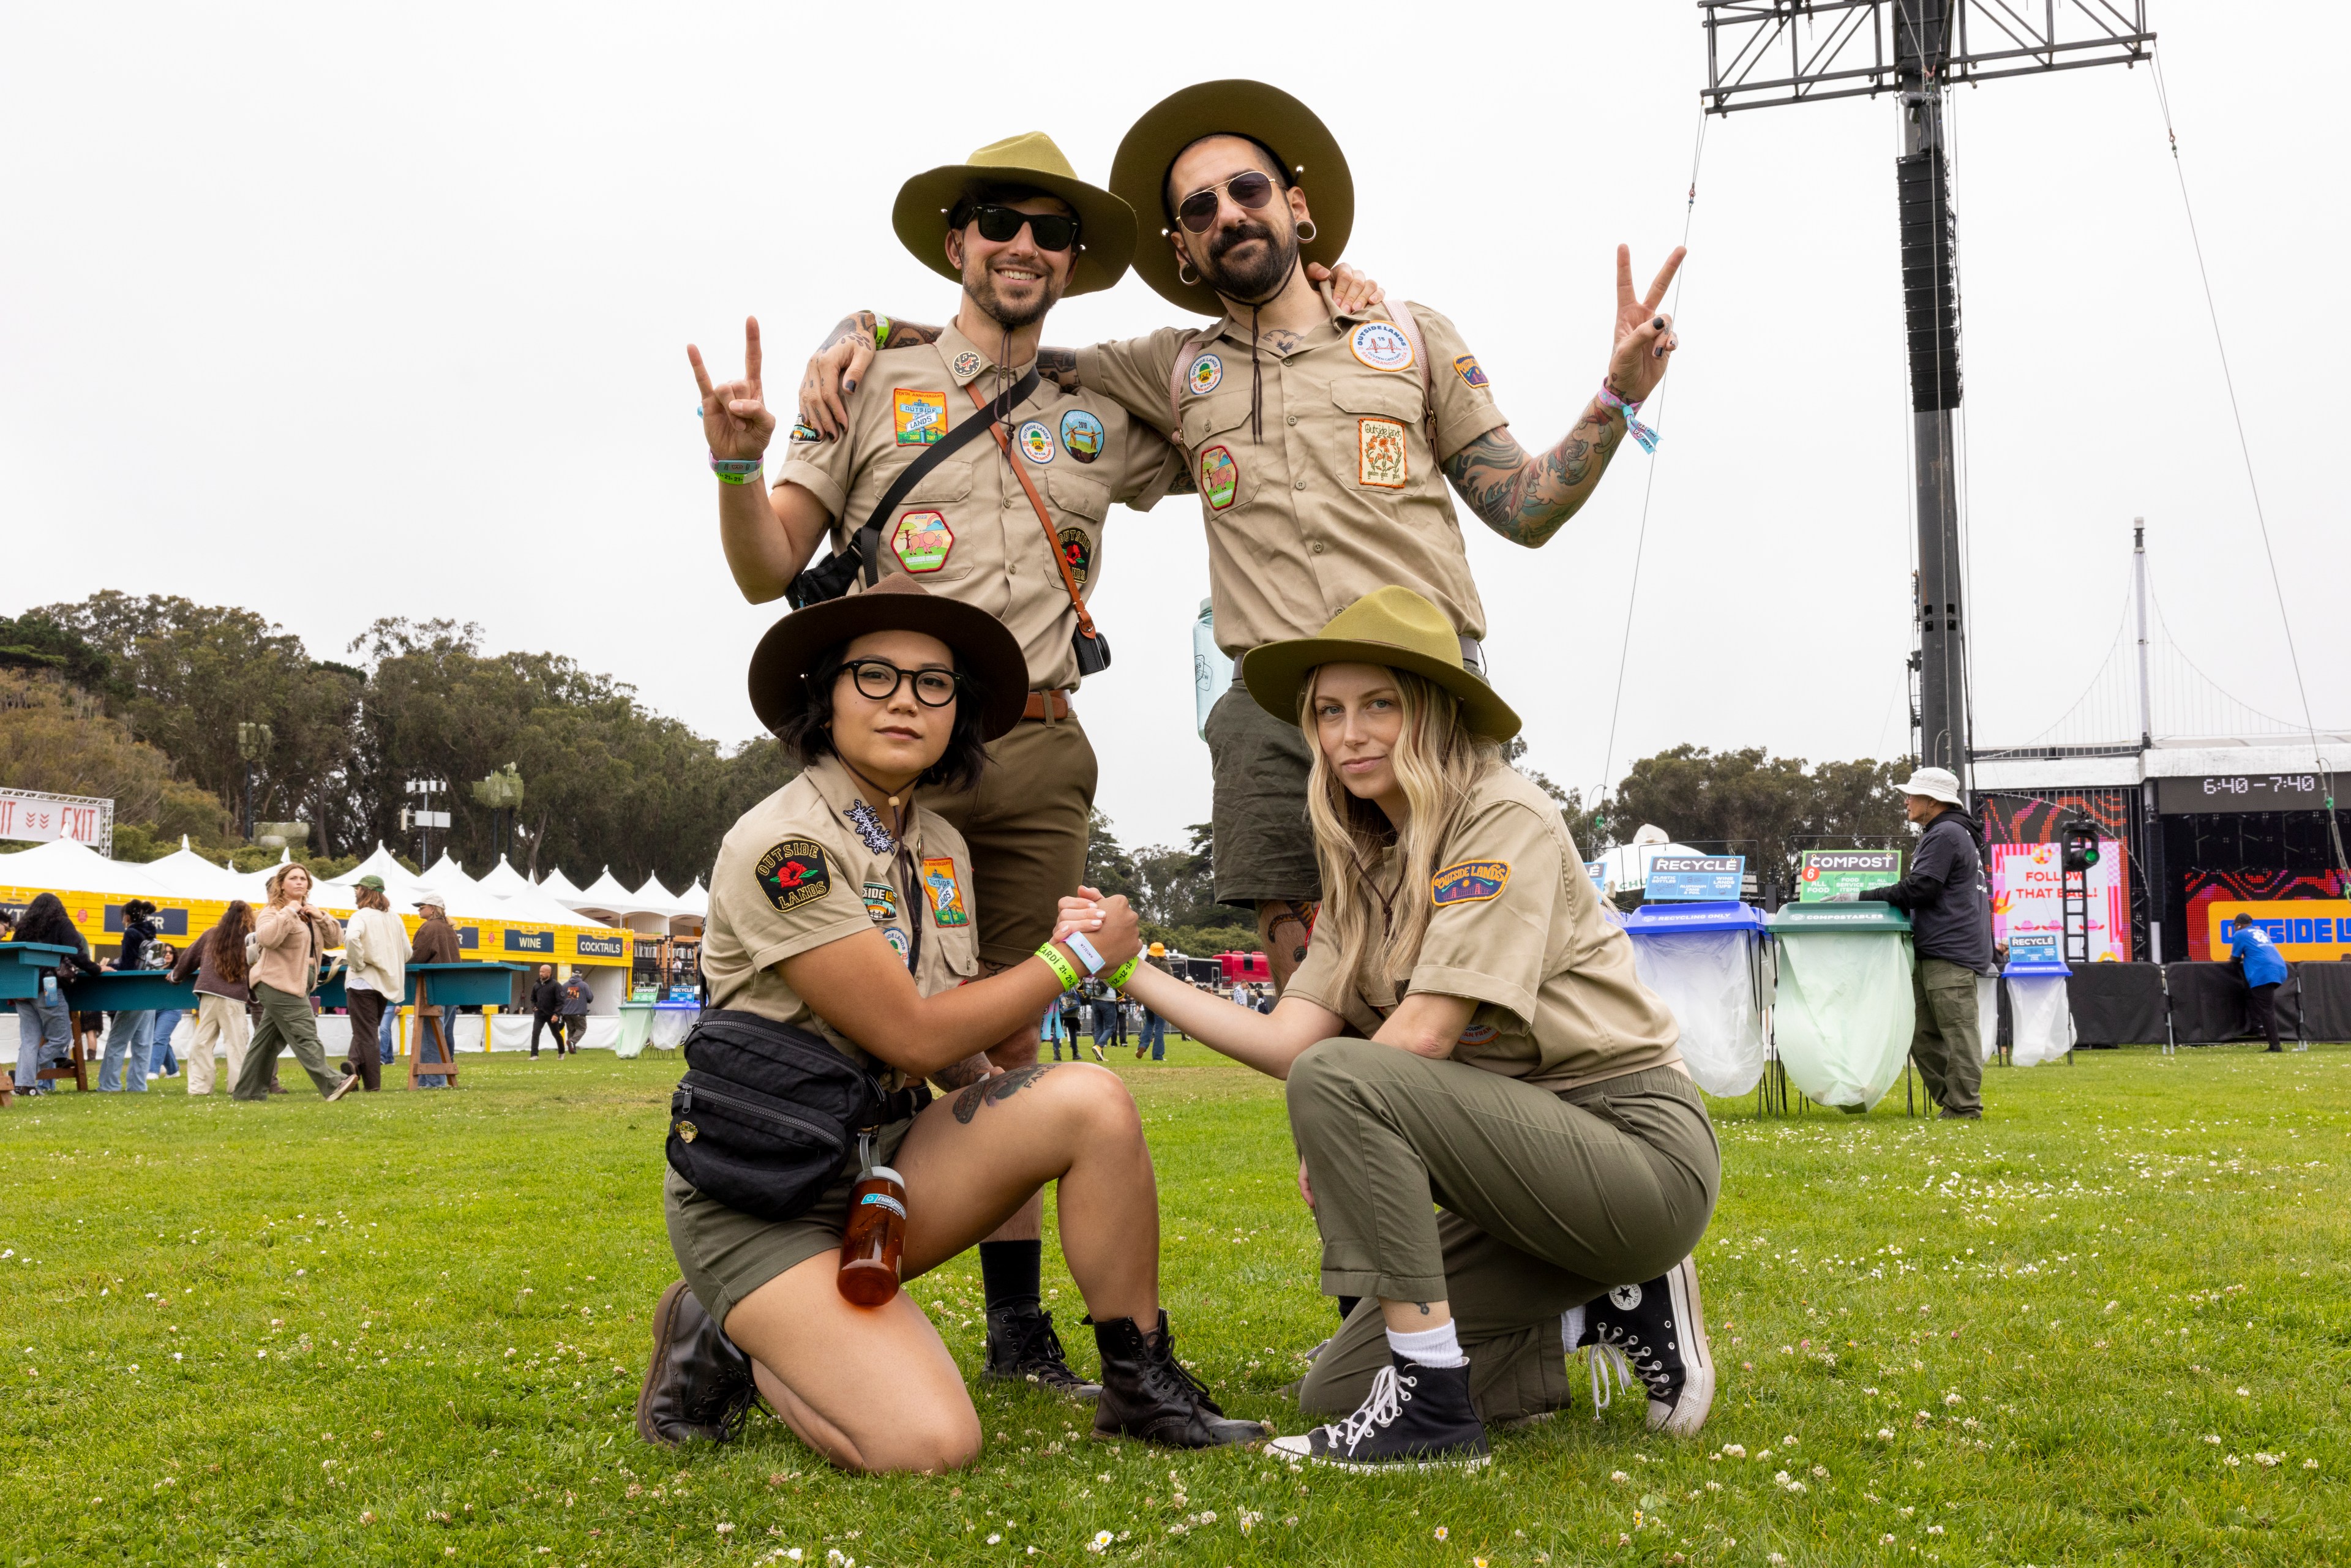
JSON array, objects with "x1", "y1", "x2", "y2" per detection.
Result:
[{"x1": 2, "y1": 1036, "x2": 2344, "y2": 1566}]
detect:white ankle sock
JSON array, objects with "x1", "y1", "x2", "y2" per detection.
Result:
[
  {"x1": 1385, "y1": 1320, "x2": 1466, "y2": 1368},
  {"x1": 1561, "y1": 1304, "x2": 1588, "y2": 1349}
]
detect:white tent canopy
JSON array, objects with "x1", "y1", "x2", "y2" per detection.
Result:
[
  {"x1": 572, "y1": 866, "x2": 644, "y2": 918},
  {"x1": 0, "y1": 837, "x2": 175, "y2": 898},
  {"x1": 537, "y1": 866, "x2": 585, "y2": 901},
  {"x1": 675, "y1": 877, "x2": 709, "y2": 919},
  {"x1": 497, "y1": 881, "x2": 613, "y2": 931},
  {"x1": 631, "y1": 872, "x2": 680, "y2": 917},
  {"x1": 423, "y1": 850, "x2": 479, "y2": 896},
  {"x1": 142, "y1": 837, "x2": 254, "y2": 900},
  {"x1": 474, "y1": 855, "x2": 536, "y2": 898}
]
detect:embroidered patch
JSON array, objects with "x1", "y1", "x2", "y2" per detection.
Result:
[
  {"x1": 755, "y1": 839, "x2": 831, "y2": 913},
  {"x1": 789, "y1": 421, "x2": 823, "y2": 443},
  {"x1": 1057, "y1": 526, "x2": 1093, "y2": 588},
  {"x1": 950, "y1": 349, "x2": 983, "y2": 379},
  {"x1": 862, "y1": 880, "x2": 898, "y2": 921},
  {"x1": 892, "y1": 388, "x2": 947, "y2": 446},
  {"x1": 1349, "y1": 320, "x2": 1415, "y2": 372},
  {"x1": 1431, "y1": 859, "x2": 1510, "y2": 906},
  {"x1": 843, "y1": 800, "x2": 895, "y2": 854},
  {"x1": 1188, "y1": 353, "x2": 1223, "y2": 396},
  {"x1": 1358, "y1": 416, "x2": 1408, "y2": 489},
  {"x1": 1199, "y1": 445, "x2": 1238, "y2": 511},
  {"x1": 1016, "y1": 419, "x2": 1055, "y2": 463},
  {"x1": 1452, "y1": 353, "x2": 1490, "y2": 389},
  {"x1": 1059, "y1": 408, "x2": 1104, "y2": 463},
  {"x1": 883, "y1": 927, "x2": 910, "y2": 965},
  {"x1": 920, "y1": 856, "x2": 970, "y2": 926},
  {"x1": 1456, "y1": 1023, "x2": 1500, "y2": 1046},
  {"x1": 891, "y1": 510, "x2": 953, "y2": 573}
]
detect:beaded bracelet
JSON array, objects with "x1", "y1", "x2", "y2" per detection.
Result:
[
  {"x1": 1035, "y1": 942, "x2": 1081, "y2": 992},
  {"x1": 1065, "y1": 930, "x2": 1107, "y2": 977}
]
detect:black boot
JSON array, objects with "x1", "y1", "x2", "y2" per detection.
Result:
[
  {"x1": 636, "y1": 1280, "x2": 757, "y2": 1447},
  {"x1": 983, "y1": 1305, "x2": 1101, "y2": 1401},
  {"x1": 1270, "y1": 1353, "x2": 1489, "y2": 1470},
  {"x1": 1090, "y1": 1311, "x2": 1264, "y2": 1448},
  {"x1": 1576, "y1": 1255, "x2": 1715, "y2": 1436}
]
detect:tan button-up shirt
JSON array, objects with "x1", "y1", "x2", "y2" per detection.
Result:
[
  {"x1": 775, "y1": 323, "x2": 1177, "y2": 692},
  {"x1": 702, "y1": 754, "x2": 981, "y2": 1089},
  {"x1": 1286, "y1": 763, "x2": 1682, "y2": 1093},
  {"x1": 1075, "y1": 299, "x2": 1507, "y2": 657}
]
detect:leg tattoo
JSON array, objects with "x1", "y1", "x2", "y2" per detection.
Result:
[{"x1": 952, "y1": 1063, "x2": 1057, "y2": 1125}]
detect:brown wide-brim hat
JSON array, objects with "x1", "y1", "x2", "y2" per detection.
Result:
[
  {"x1": 1108, "y1": 78, "x2": 1355, "y2": 317},
  {"x1": 748, "y1": 576, "x2": 1028, "y2": 742},
  {"x1": 1242, "y1": 586, "x2": 1521, "y2": 743},
  {"x1": 893, "y1": 131, "x2": 1138, "y2": 299}
]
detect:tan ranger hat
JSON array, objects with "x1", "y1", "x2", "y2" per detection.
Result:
[
  {"x1": 1242, "y1": 587, "x2": 1521, "y2": 743},
  {"x1": 1108, "y1": 79, "x2": 1355, "y2": 317},
  {"x1": 893, "y1": 131, "x2": 1138, "y2": 298}
]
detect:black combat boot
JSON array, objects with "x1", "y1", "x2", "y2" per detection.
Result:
[
  {"x1": 1270, "y1": 1354, "x2": 1489, "y2": 1470},
  {"x1": 1090, "y1": 1311, "x2": 1265, "y2": 1448},
  {"x1": 636, "y1": 1280, "x2": 757, "y2": 1447},
  {"x1": 1577, "y1": 1255, "x2": 1715, "y2": 1436},
  {"x1": 983, "y1": 1304, "x2": 1101, "y2": 1400}
]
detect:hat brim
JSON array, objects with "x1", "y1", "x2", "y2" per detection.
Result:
[
  {"x1": 1240, "y1": 637, "x2": 1520, "y2": 744},
  {"x1": 1894, "y1": 777, "x2": 1965, "y2": 806},
  {"x1": 1109, "y1": 79, "x2": 1354, "y2": 318},
  {"x1": 749, "y1": 592, "x2": 1029, "y2": 743},
  {"x1": 892, "y1": 165, "x2": 1137, "y2": 298}
]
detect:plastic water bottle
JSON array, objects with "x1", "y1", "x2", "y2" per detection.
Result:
[
  {"x1": 1191, "y1": 599, "x2": 1219, "y2": 739},
  {"x1": 836, "y1": 1165, "x2": 907, "y2": 1307}
]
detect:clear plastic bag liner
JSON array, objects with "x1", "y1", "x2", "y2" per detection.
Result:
[
  {"x1": 1772, "y1": 932, "x2": 1916, "y2": 1109},
  {"x1": 2006, "y1": 973, "x2": 2076, "y2": 1067},
  {"x1": 1977, "y1": 973, "x2": 2000, "y2": 1065},
  {"x1": 1630, "y1": 930, "x2": 1768, "y2": 1097}
]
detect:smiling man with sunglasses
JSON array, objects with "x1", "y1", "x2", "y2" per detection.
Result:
[
  {"x1": 689, "y1": 132, "x2": 1185, "y2": 1401},
  {"x1": 796, "y1": 81, "x2": 1681, "y2": 999}
]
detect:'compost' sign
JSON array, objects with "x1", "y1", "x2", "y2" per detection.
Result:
[{"x1": 1798, "y1": 849, "x2": 1902, "y2": 902}]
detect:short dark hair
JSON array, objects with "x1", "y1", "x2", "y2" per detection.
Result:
[
  {"x1": 773, "y1": 640, "x2": 991, "y2": 794},
  {"x1": 2233, "y1": 912, "x2": 2254, "y2": 927},
  {"x1": 947, "y1": 182, "x2": 1070, "y2": 233},
  {"x1": 1162, "y1": 133, "x2": 1291, "y2": 225}
]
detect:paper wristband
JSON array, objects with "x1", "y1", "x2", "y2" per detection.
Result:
[
  {"x1": 1106, "y1": 956, "x2": 1141, "y2": 990},
  {"x1": 1035, "y1": 942, "x2": 1081, "y2": 992},
  {"x1": 1065, "y1": 931, "x2": 1106, "y2": 977}
]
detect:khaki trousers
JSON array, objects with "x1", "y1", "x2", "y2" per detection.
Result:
[
  {"x1": 234, "y1": 983, "x2": 343, "y2": 1101},
  {"x1": 1288, "y1": 1045, "x2": 1719, "y2": 1423},
  {"x1": 920, "y1": 715, "x2": 1097, "y2": 970},
  {"x1": 1910, "y1": 958, "x2": 1984, "y2": 1116},
  {"x1": 184, "y1": 994, "x2": 252, "y2": 1096}
]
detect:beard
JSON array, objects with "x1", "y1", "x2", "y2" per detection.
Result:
[
  {"x1": 963, "y1": 252, "x2": 1067, "y2": 331},
  {"x1": 1199, "y1": 217, "x2": 1297, "y2": 304}
]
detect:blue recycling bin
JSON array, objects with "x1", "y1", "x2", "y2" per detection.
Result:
[{"x1": 2002, "y1": 946, "x2": 2075, "y2": 1066}]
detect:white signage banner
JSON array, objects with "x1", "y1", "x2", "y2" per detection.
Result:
[
  {"x1": 0, "y1": 788, "x2": 114, "y2": 853},
  {"x1": 1991, "y1": 841, "x2": 2128, "y2": 964}
]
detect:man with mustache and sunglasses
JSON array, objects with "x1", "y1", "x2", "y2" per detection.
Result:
[{"x1": 796, "y1": 81, "x2": 1681, "y2": 1006}]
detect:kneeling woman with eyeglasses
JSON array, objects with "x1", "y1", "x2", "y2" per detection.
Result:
[
  {"x1": 1064, "y1": 588, "x2": 1721, "y2": 1470},
  {"x1": 640, "y1": 576, "x2": 1258, "y2": 1474}
]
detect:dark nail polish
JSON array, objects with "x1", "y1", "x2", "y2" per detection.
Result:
[
  {"x1": 1652, "y1": 317, "x2": 1665, "y2": 329},
  {"x1": 844, "y1": 381, "x2": 857, "y2": 393}
]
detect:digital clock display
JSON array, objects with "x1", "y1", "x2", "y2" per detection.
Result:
[{"x1": 2156, "y1": 773, "x2": 2332, "y2": 814}]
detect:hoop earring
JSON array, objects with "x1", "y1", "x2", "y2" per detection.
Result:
[
  {"x1": 1295, "y1": 219, "x2": 1318, "y2": 243},
  {"x1": 1178, "y1": 261, "x2": 1201, "y2": 287}
]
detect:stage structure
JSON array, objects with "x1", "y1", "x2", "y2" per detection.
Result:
[{"x1": 1698, "y1": 1, "x2": 2156, "y2": 779}]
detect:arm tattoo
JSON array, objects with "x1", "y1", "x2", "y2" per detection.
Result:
[
  {"x1": 951, "y1": 1063, "x2": 1056, "y2": 1123},
  {"x1": 1439, "y1": 404, "x2": 1627, "y2": 549},
  {"x1": 820, "y1": 312, "x2": 941, "y2": 352},
  {"x1": 1164, "y1": 457, "x2": 1198, "y2": 495},
  {"x1": 929, "y1": 1052, "x2": 994, "y2": 1091},
  {"x1": 1037, "y1": 347, "x2": 1082, "y2": 391},
  {"x1": 883, "y1": 320, "x2": 942, "y2": 349}
]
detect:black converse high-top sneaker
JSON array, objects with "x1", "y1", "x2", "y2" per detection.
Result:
[
  {"x1": 1269, "y1": 1354, "x2": 1490, "y2": 1471},
  {"x1": 1577, "y1": 1255, "x2": 1715, "y2": 1436}
]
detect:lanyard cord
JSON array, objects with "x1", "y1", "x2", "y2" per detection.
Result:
[{"x1": 837, "y1": 756, "x2": 925, "y2": 977}]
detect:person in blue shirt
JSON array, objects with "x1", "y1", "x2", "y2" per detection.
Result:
[{"x1": 2225, "y1": 913, "x2": 2289, "y2": 1052}]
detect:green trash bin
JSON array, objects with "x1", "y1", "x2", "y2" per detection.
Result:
[{"x1": 1765, "y1": 902, "x2": 1914, "y2": 1111}]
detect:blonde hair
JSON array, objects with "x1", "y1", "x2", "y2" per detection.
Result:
[{"x1": 1301, "y1": 666, "x2": 1500, "y2": 995}]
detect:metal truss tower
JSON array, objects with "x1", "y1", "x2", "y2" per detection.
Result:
[{"x1": 1700, "y1": 1, "x2": 2154, "y2": 781}]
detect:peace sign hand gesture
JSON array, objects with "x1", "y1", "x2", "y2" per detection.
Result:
[
  {"x1": 1603, "y1": 244, "x2": 1685, "y2": 406},
  {"x1": 686, "y1": 317, "x2": 776, "y2": 462}
]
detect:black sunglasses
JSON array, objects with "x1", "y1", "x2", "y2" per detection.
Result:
[
  {"x1": 969, "y1": 204, "x2": 1079, "y2": 252},
  {"x1": 1175, "y1": 171, "x2": 1278, "y2": 234}
]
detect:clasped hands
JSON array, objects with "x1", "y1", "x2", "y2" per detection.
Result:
[{"x1": 1051, "y1": 887, "x2": 1138, "y2": 966}]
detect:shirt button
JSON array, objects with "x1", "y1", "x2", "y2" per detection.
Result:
[
  {"x1": 1311, "y1": 541, "x2": 1326, "y2": 555},
  {"x1": 1286, "y1": 415, "x2": 1299, "y2": 427},
  {"x1": 1294, "y1": 478, "x2": 1308, "y2": 490}
]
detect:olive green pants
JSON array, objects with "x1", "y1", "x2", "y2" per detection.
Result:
[
  {"x1": 1910, "y1": 957, "x2": 1984, "y2": 1116},
  {"x1": 920, "y1": 715, "x2": 1097, "y2": 971},
  {"x1": 232, "y1": 983, "x2": 345, "y2": 1101},
  {"x1": 1288, "y1": 1045, "x2": 1719, "y2": 1422}
]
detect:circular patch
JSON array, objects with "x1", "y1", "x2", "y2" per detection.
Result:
[
  {"x1": 1609, "y1": 1283, "x2": 1644, "y2": 1312},
  {"x1": 883, "y1": 928, "x2": 910, "y2": 966},
  {"x1": 1349, "y1": 320, "x2": 1415, "y2": 372},
  {"x1": 1188, "y1": 353, "x2": 1223, "y2": 396},
  {"x1": 676, "y1": 1119, "x2": 698, "y2": 1143},
  {"x1": 1017, "y1": 419, "x2": 1055, "y2": 463},
  {"x1": 1059, "y1": 408, "x2": 1104, "y2": 464},
  {"x1": 950, "y1": 349, "x2": 983, "y2": 378},
  {"x1": 1057, "y1": 527, "x2": 1093, "y2": 589}
]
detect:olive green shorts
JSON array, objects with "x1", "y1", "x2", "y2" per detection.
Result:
[
  {"x1": 1204, "y1": 682, "x2": 1320, "y2": 908},
  {"x1": 664, "y1": 1116, "x2": 913, "y2": 1330},
  {"x1": 921, "y1": 715, "x2": 1098, "y2": 970}
]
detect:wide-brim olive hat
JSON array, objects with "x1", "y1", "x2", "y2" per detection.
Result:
[
  {"x1": 1241, "y1": 586, "x2": 1521, "y2": 743},
  {"x1": 893, "y1": 132, "x2": 1138, "y2": 299},
  {"x1": 748, "y1": 575, "x2": 1029, "y2": 742},
  {"x1": 1109, "y1": 79, "x2": 1354, "y2": 317}
]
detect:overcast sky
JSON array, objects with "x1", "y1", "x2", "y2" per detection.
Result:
[{"x1": 6, "y1": 4, "x2": 2342, "y2": 856}]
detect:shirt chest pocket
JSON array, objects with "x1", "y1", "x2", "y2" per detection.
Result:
[
  {"x1": 885, "y1": 456, "x2": 979, "y2": 583},
  {"x1": 1177, "y1": 391, "x2": 1258, "y2": 515},
  {"x1": 1330, "y1": 375, "x2": 1427, "y2": 493},
  {"x1": 1042, "y1": 470, "x2": 1110, "y2": 594}
]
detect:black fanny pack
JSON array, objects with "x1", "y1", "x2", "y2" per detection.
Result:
[{"x1": 664, "y1": 1009, "x2": 929, "y2": 1223}]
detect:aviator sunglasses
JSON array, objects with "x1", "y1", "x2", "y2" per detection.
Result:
[
  {"x1": 1175, "y1": 170, "x2": 1278, "y2": 233},
  {"x1": 968, "y1": 203, "x2": 1079, "y2": 252}
]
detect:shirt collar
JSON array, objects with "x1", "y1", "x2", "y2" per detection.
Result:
[
  {"x1": 934, "y1": 321, "x2": 1037, "y2": 389},
  {"x1": 806, "y1": 754, "x2": 909, "y2": 855}
]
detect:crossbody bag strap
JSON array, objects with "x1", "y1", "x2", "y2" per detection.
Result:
[
  {"x1": 962, "y1": 379, "x2": 1100, "y2": 643},
  {"x1": 1164, "y1": 331, "x2": 1204, "y2": 451},
  {"x1": 1384, "y1": 300, "x2": 1439, "y2": 447}
]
